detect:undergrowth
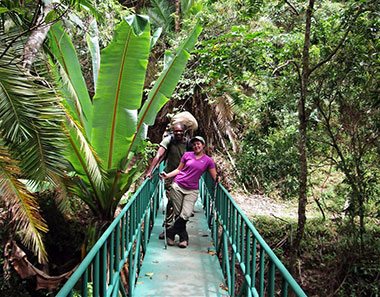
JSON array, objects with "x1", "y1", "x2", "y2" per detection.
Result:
[
  {"x1": 252, "y1": 215, "x2": 380, "y2": 297},
  {"x1": 0, "y1": 192, "x2": 88, "y2": 297}
]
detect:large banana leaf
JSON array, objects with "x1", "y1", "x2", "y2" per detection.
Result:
[
  {"x1": 91, "y1": 15, "x2": 151, "y2": 170},
  {"x1": 146, "y1": 0, "x2": 174, "y2": 32},
  {"x1": 49, "y1": 22, "x2": 93, "y2": 138},
  {"x1": 48, "y1": 25, "x2": 104, "y2": 193},
  {"x1": 86, "y1": 19, "x2": 101, "y2": 91}
]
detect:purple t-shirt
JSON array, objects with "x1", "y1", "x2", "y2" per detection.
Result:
[{"x1": 174, "y1": 152, "x2": 215, "y2": 190}]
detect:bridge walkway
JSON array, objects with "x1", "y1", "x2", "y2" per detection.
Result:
[{"x1": 134, "y1": 199, "x2": 229, "y2": 296}]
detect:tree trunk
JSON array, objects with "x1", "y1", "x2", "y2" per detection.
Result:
[
  {"x1": 174, "y1": 0, "x2": 181, "y2": 32},
  {"x1": 22, "y1": 1, "x2": 54, "y2": 69},
  {"x1": 290, "y1": 0, "x2": 315, "y2": 271}
]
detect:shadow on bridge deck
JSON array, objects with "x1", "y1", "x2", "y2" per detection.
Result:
[{"x1": 134, "y1": 199, "x2": 229, "y2": 297}]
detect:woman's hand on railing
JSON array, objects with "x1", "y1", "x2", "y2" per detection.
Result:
[
  {"x1": 159, "y1": 172, "x2": 168, "y2": 179},
  {"x1": 216, "y1": 175, "x2": 221, "y2": 183}
]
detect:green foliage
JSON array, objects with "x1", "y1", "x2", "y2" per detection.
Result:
[
  {"x1": 141, "y1": 0, "x2": 201, "y2": 34},
  {"x1": 73, "y1": 283, "x2": 93, "y2": 297},
  {"x1": 189, "y1": 0, "x2": 379, "y2": 211},
  {"x1": 238, "y1": 126, "x2": 299, "y2": 198},
  {"x1": 305, "y1": 3, "x2": 380, "y2": 232},
  {"x1": 92, "y1": 1, "x2": 131, "y2": 47},
  {"x1": 144, "y1": 0, "x2": 174, "y2": 33},
  {"x1": 179, "y1": 5, "x2": 379, "y2": 293},
  {"x1": 252, "y1": 215, "x2": 380, "y2": 296}
]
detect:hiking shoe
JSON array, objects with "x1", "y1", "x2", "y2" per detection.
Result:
[
  {"x1": 166, "y1": 238, "x2": 175, "y2": 246},
  {"x1": 178, "y1": 240, "x2": 188, "y2": 248},
  {"x1": 158, "y1": 231, "x2": 165, "y2": 240}
]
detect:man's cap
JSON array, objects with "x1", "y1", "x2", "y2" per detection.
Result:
[{"x1": 190, "y1": 136, "x2": 205, "y2": 144}]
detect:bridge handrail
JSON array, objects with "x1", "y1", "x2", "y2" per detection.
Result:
[
  {"x1": 56, "y1": 168, "x2": 162, "y2": 297},
  {"x1": 201, "y1": 172, "x2": 307, "y2": 297}
]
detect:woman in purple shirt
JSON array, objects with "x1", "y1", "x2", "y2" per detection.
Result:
[{"x1": 160, "y1": 136, "x2": 217, "y2": 248}]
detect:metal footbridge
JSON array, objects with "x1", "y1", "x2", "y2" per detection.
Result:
[{"x1": 56, "y1": 168, "x2": 307, "y2": 297}]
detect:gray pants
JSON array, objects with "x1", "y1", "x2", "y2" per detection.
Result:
[{"x1": 170, "y1": 183, "x2": 199, "y2": 221}]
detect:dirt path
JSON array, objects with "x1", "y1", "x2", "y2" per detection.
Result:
[
  {"x1": 231, "y1": 191, "x2": 299, "y2": 219},
  {"x1": 214, "y1": 155, "x2": 299, "y2": 220}
]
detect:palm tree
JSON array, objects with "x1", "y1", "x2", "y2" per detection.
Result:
[{"x1": 0, "y1": 46, "x2": 67, "y2": 264}]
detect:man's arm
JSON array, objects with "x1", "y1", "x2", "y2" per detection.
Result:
[{"x1": 146, "y1": 146, "x2": 167, "y2": 178}]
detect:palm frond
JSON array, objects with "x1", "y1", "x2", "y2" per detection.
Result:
[
  {"x1": 48, "y1": 173, "x2": 72, "y2": 214},
  {"x1": 0, "y1": 147, "x2": 48, "y2": 264},
  {"x1": 64, "y1": 112, "x2": 105, "y2": 191},
  {"x1": 215, "y1": 94, "x2": 236, "y2": 130},
  {"x1": 215, "y1": 94, "x2": 239, "y2": 152},
  {"x1": 59, "y1": 64, "x2": 84, "y2": 122},
  {"x1": 0, "y1": 50, "x2": 67, "y2": 183},
  {"x1": 0, "y1": 65, "x2": 33, "y2": 142}
]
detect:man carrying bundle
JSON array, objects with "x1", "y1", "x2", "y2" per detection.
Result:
[{"x1": 145, "y1": 112, "x2": 197, "y2": 239}]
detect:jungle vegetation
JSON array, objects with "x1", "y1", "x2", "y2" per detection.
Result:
[{"x1": 0, "y1": 0, "x2": 378, "y2": 296}]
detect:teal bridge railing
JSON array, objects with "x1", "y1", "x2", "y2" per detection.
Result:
[
  {"x1": 201, "y1": 172, "x2": 307, "y2": 297},
  {"x1": 57, "y1": 168, "x2": 307, "y2": 297}
]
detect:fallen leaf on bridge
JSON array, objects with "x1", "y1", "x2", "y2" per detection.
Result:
[
  {"x1": 145, "y1": 272, "x2": 154, "y2": 279},
  {"x1": 219, "y1": 283, "x2": 229, "y2": 291}
]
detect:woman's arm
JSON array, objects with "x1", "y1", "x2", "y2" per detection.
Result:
[
  {"x1": 209, "y1": 167, "x2": 217, "y2": 181},
  {"x1": 160, "y1": 162, "x2": 185, "y2": 179}
]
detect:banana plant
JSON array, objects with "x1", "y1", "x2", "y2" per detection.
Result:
[{"x1": 48, "y1": 15, "x2": 202, "y2": 221}]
